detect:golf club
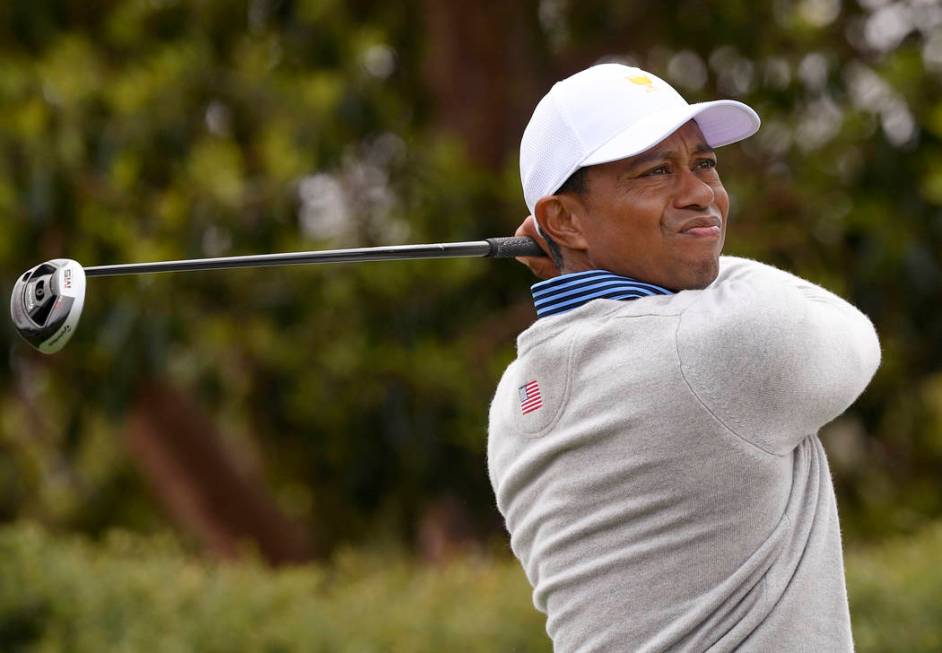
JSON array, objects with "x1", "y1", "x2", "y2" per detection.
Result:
[{"x1": 11, "y1": 236, "x2": 544, "y2": 354}]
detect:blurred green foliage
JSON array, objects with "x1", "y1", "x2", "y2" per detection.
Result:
[
  {"x1": 847, "y1": 520, "x2": 942, "y2": 652},
  {"x1": 0, "y1": 522, "x2": 548, "y2": 653},
  {"x1": 0, "y1": 520, "x2": 939, "y2": 652},
  {"x1": 0, "y1": 0, "x2": 940, "y2": 558},
  {"x1": 0, "y1": 0, "x2": 521, "y2": 544}
]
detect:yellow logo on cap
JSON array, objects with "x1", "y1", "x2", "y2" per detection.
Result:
[{"x1": 626, "y1": 75, "x2": 655, "y2": 91}]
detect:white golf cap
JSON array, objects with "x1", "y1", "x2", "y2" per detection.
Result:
[{"x1": 520, "y1": 63, "x2": 761, "y2": 214}]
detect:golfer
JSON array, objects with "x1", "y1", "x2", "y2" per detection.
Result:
[{"x1": 487, "y1": 64, "x2": 881, "y2": 652}]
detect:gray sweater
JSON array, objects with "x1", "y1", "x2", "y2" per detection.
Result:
[{"x1": 487, "y1": 256, "x2": 881, "y2": 652}]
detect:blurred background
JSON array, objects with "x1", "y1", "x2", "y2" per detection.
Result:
[{"x1": 1, "y1": 0, "x2": 940, "y2": 651}]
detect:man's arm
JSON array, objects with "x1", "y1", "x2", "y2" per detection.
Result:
[{"x1": 675, "y1": 257, "x2": 881, "y2": 456}]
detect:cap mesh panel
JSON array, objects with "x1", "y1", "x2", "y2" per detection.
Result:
[{"x1": 520, "y1": 93, "x2": 587, "y2": 214}]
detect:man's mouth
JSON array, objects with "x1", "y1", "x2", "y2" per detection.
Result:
[{"x1": 678, "y1": 216, "x2": 722, "y2": 238}]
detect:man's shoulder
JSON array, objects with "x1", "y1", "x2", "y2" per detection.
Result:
[
  {"x1": 715, "y1": 255, "x2": 811, "y2": 286},
  {"x1": 715, "y1": 255, "x2": 782, "y2": 280}
]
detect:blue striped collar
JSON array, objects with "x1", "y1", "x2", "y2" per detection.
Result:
[{"x1": 530, "y1": 269, "x2": 674, "y2": 318}]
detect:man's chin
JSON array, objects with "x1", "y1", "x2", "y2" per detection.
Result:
[{"x1": 674, "y1": 256, "x2": 720, "y2": 291}]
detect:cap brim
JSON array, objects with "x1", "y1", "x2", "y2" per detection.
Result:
[{"x1": 580, "y1": 99, "x2": 760, "y2": 167}]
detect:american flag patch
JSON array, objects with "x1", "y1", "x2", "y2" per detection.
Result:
[{"x1": 518, "y1": 380, "x2": 543, "y2": 415}]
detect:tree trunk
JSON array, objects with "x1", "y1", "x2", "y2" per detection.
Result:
[
  {"x1": 126, "y1": 379, "x2": 315, "y2": 565},
  {"x1": 422, "y1": 0, "x2": 543, "y2": 168}
]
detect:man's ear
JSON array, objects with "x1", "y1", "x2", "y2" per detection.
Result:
[{"x1": 534, "y1": 194, "x2": 589, "y2": 252}]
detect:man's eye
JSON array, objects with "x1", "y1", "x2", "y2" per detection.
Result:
[
  {"x1": 696, "y1": 159, "x2": 717, "y2": 169},
  {"x1": 645, "y1": 165, "x2": 670, "y2": 176}
]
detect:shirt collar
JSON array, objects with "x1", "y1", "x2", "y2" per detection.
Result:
[{"x1": 530, "y1": 269, "x2": 674, "y2": 318}]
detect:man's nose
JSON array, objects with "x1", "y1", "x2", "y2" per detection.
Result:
[{"x1": 674, "y1": 166, "x2": 715, "y2": 210}]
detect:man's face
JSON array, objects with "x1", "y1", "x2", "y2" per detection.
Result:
[{"x1": 572, "y1": 121, "x2": 729, "y2": 290}]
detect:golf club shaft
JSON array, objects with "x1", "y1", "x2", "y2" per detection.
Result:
[{"x1": 82, "y1": 237, "x2": 544, "y2": 278}]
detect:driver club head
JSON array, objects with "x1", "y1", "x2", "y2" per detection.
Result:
[{"x1": 10, "y1": 259, "x2": 86, "y2": 354}]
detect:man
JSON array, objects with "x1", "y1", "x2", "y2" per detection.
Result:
[{"x1": 487, "y1": 63, "x2": 881, "y2": 652}]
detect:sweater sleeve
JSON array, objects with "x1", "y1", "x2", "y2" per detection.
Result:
[{"x1": 675, "y1": 256, "x2": 881, "y2": 456}]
